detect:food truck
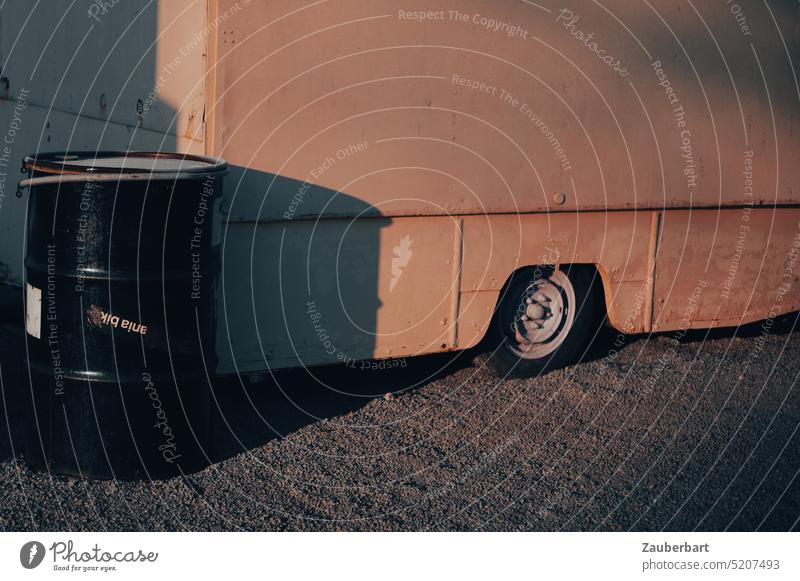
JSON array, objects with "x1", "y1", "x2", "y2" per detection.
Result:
[{"x1": 2, "y1": 0, "x2": 798, "y2": 378}]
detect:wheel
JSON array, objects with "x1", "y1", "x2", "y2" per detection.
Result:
[{"x1": 478, "y1": 265, "x2": 601, "y2": 378}]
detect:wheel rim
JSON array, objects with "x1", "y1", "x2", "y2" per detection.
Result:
[{"x1": 507, "y1": 269, "x2": 576, "y2": 360}]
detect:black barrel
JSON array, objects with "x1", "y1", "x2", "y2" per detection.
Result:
[{"x1": 20, "y1": 151, "x2": 227, "y2": 479}]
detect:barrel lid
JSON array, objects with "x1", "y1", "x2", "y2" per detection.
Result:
[{"x1": 23, "y1": 151, "x2": 228, "y2": 176}]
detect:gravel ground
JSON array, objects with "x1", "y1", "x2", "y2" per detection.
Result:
[{"x1": 0, "y1": 317, "x2": 798, "y2": 532}]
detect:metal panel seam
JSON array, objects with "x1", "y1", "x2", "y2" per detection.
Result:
[
  {"x1": 449, "y1": 218, "x2": 464, "y2": 348},
  {"x1": 644, "y1": 210, "x2": 662, "y2": 333}
]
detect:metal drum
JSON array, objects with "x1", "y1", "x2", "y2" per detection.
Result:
[{"x1": 20, "y1": 151, "x2": 227, "y2": 479}]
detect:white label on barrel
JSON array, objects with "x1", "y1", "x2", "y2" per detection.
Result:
[{"x1": 25, "y1": 283, "x2": 42, "y2": 339}]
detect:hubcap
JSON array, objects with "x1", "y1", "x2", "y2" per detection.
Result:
[{"x1": 508, "y1": 270, "x2": 576, "y2": 360}]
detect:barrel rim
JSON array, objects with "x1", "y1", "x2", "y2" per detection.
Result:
[{"x1": 23, "y1": 150, "x2": 228, "y2": 176}]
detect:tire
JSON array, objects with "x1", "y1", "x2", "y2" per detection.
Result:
[{"x1": 478, "y1": 265, "x2": 602, "y2": 378}]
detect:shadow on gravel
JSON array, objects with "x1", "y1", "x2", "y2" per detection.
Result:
[
  {"x1": 207, "y1": 350, "x2": 471, "y2": 465},
  {"x1": 0, "y1": 315, "x2": 470, "y2": 470},
  {"x1": 2, "y1": 309, "x2": 797, "y2": 474},
  {"x1": 206, "y1": 309, "x2": 800, "y2": 464}
]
